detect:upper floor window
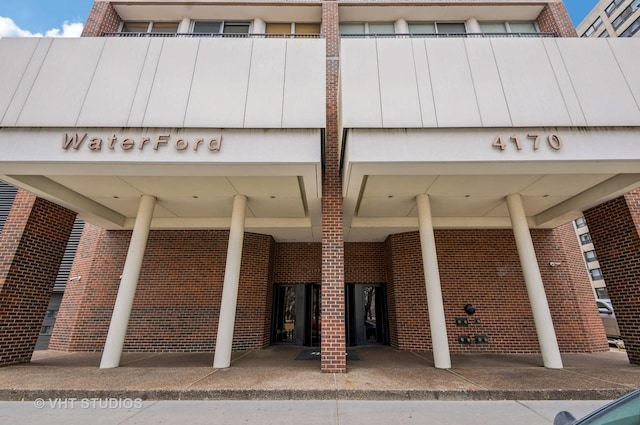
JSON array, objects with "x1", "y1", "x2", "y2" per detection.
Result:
[
  {"x1": 612, "y1": 0, "x2": 640, "y2": 30},
  {"x1": 581, "y1": 16, "x2": 603, "y2": 37},
  {"x1": 620, "y1": 16, "x2": 640, "y2": 36},
  {"x1": 340, "y1": 22, "x2": 395, "y2": 36},
  {"x1": 580, "y1": 233, "x2": 592, "y2": 245},
  {"x1": 605, "y1": 0, "x2": 627, "y2": 16},
  {"x1": 121, "y1": 21, "x2": 179, "y2": 35},
  {"x1": 265, "y1": 23, "x2": 321, "y2": 37},
  {"x1": 407, "y1": 22, "x2": 467, "y2": 35},
  {"x1": 584, "y1": 250, "x2": 598, "y2": 263},
  {"x1": 192, "y1": 21, "x2": 251, "y2": 35},
  {"x1": 479, "y1": 21, "x2": 538, "y2": 35},
  {"x1": 575, "y1": 217, "x2": 587, "y2": 228}
]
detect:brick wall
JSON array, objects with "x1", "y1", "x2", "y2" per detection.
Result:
[
  {"x1": 0, "y1": 191, "x2": 76, "y2": 366},
  {"x1": 386, "y1": 228, "x2": 607, "y2": 354},
  {"x1": 51, "y1": 230, "x2": 274, "y2": 352},
  {"x1": 321, "y1": 0, "x2": 347, "y2": 373},
  {"x1": 81, "y1": 1, "x2": 121, "y2": 37},
  {"x1": 536, "y1": 2, "x2": 578, "y2": 37},
  {"x1": 584, "y1": 191, "x2": 640, "y2": 364}
]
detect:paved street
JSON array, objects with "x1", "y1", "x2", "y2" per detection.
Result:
[{"x1": 0, "y1": 399, "x2": 610, "y2": 425}]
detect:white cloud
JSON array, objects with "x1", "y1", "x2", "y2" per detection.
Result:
[{"x1": 0, "y1": 16, "x2": 83, "y2": 38}]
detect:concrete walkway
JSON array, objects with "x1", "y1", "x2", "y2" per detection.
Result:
[{"x1": 0, "y1": 346, "x2": 637, "y2": 401}]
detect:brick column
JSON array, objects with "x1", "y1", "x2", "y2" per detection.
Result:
[
  {"x1": 320, "y1": 0, "x2": 347, "y2": 373},
  {"x1": 536, "y1": 2, "x2": 578, "y2": 37},
  {"x1": 0, "y1": 191, "x2": 76, "y2": 366},
  {"x1": 584, "y1": 190, "x2": 640, "y2": 365},
  {"x1": 81, "y1": 1, "x2": 121, "y2": 37}
]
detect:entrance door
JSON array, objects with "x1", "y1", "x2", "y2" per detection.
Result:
[
  {"x1": 346, "y1": 284, "x2": 389, "y2": 346},
  {"x1": 272, "y1": 284, "x2": 320, "y2": 346}
]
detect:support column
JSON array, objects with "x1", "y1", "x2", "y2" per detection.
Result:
[
  {"x1": 100, "y1": 195, "x2": 156, "y2": 369},
  {"x1": 213, "y1": 194, "x2": 248, "y2": 368},
  {"x1": 394, "y1": 18, "x2": 409, "y2": 34},
  {"x1": 416, "y1": 194, "x2": 451, "y2": 369},
  {"x1": 506, "y1": 194, "x2": 563, "y2": 369},
  {"x1": 253, "y1": 18, "x2": 266, "y2": 34},
  {"x1": 465, "y1": 17, "x2": 482, "y2": 33}
]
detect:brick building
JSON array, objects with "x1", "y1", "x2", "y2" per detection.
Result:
[{"x1": 1, "y1": 0, "x2": 640, "y2": 373}]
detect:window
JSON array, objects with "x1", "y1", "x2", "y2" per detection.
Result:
[
  {"x1": 581, "y1": 16, "x2": 603, "y2": 37},
  {"x1": 605, "y1": 0, "x2": 626, "y2": 16},
  {"x1": 479, "y1": 21, "x2": 537, "y2": 35},
  {"x1": 508, "y1": 21, "x2": 538, "y2": 33},
  {"x1": 580, "y1": 233, "x2": 592, "y2": 245},
  {"x1": 192, "y1": 21, "x2": 251, "y2": 36},
  {"x1": 595, "y1": 287, "x2": 609, "y2": 299},
  {"x1": 121, "y1": 21, "x2": 178, "y2": 35},
  {"x1": 620, "y1": 16, "x2": 640, "y2": 37},
  {"x1": 265, "y1": 23, "x2": 321, "y2": 37},
  {"x1": 339, "y1": 22, "x2": 394, "y2": 36},
  {"x1": 575, "y1": 217, "x2": 587, "y2": 228},
  {"x1": 584, "y1": 250, "x2": 598, "y2": 263},
  {"x1": 408, "y1": 22, "x2": 467, "y2": 35},
  {"x1": 590, "y1": 268, "x2": 604, "y2": 280},
  {"x1": 40, "y1": 325, "x2": 53, "y2": 336},
  {"x1": 612, "y1": 0, "x2": 640, "y2": 30}
]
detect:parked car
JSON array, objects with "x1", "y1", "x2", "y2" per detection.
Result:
[
  {"x1": 597, "y1": 298, "x2": 621, "y2": 339},
  {"x1": 554, "y1": 388, "x2": 640, "y2": 425}
]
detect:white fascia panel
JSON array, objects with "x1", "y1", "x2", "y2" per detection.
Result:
[
  {"x1": 127, "y1": 39, "x2": 163, "y2": 127},
  {"x1": 0, "y1": 38, "x2": 40, "y2": 124},
  {"x1": 184, "y1": 38, "x2": 253, "y2": 128},
  {"x1": 606, "y1": 39, "x2": 640, "y2": 120},
  {"x1": 555, "y1": 38, "x2": 640, "y2": 126},
  {"x1": 340, "y1": 39, "x2": 383, "y2": 128},
  {"x1": 77, "y1": 38, "x2": 151, "y2": 127},
  {"x1": 425, "y1": 38, "x2": 482, "y2": 128},
  {"x1": 142, "y1": 38, "x2": 199, "y2": 128},
  {"x1": 411, "y1": 39, "x2": 438, "y2": 127},
  {"x1": 244, "y1": 39, "x2": 287, "y2": 128},
  {"x1": 376, "y1": 39, "x2": 422, "y2": 127},
  {"x1": 464, "y1": 38, "x2": 512, "y2": 127},
  {"x1": 16, "y1": 38, "x2": 106, "y2": 127},
  {"x1": 490, "y1": 38, "x2": 572, "y2": 127},
  {"x1": 282, "y1": 39, "x2": 326, "y2": 128}
]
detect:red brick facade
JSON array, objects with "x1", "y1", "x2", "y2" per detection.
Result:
[
  {"x1": 0, "y1": 191, "x2": 76, "y2": 366},
  {"x1": 81, "y1": 0, "x2": 121, "y2": 37},
  {"x1": 536, "y1": 2, "x2": 579, "y2": 37},
  {"x1": 584, "y1": 190, "x2": 640, "y2": 364}
]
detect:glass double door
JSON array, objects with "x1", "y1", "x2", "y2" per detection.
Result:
[
  {"x1": 272, "y1": 284, "x2": 320, "y2": 346},
  {"x1": 272, "y1": 283, "x2": 388, "y2": 347}
]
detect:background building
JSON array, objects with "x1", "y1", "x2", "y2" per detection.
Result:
[
  {"x1": 2, "y1": 0, "x2": 640, "y2": 374},
  {"x1": 577, "y1": 0, "x2": 640, "y2": 38}
]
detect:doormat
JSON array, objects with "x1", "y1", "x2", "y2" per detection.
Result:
[{"x1": 295, "y1": 349, "x2": 360, "y2": 361}]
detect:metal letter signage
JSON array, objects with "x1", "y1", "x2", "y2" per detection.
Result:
[
  {"x1": 62, "y1": 133, "x2": 222, "y2": 153},
  {"x1": 492, "y1": 133, "x2": 562, "y2": 152}
]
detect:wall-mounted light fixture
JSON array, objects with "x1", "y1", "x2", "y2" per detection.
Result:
[
  {"x1": 549, "y1": 262, "x2": 562, "y2": 267},
  {"x1": 464, "y1": 304, "x2": 476, "y2": 315},
  {"x1": 68, "y1": 276, "x2": 82, "y2": 281}
]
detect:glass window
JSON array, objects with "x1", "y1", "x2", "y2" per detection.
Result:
[
  {"x1": 605, "y1": 0, "x2": 626, "y2": 16},
  {"x1": 590, "y1": 268, "x2": 604, "y2": 280},
  {"x1": 40, "y1": 325, "x2": 53, "y2": 335},
  {"x1": 595, "y1": 287, "x2": 609, "y2": 299},
  {"x1": 44, "y1": 310, "x2": 58, "y2": 319},
  {"x1": 509, "y1": 21, "x2": 537, "y2": 33},
  {"x1": 121, "y1": 22, "x2": 150, "y2": 33},
  {"x1": 584, "y1": 250, "x2": 598, "y2": 262},
  {"x1": 295, "y1": 23, "x2": 321, "y2": 34},
  {"x1": 612, "y1": 0, "x2": 640, "y2": 29},
  {"x1": 340, "y1": 23, "x2": 366, "y2": 35},
  {"x1": 193, "y1": 21, "x2": 222, "y2": 34},
  {"x1": 599, "y1": 29, "x2": 610, "y2": 37},
  {"x1": 266, "y1": 23, "x2": 292, "y2": 36},
  {"x1": 223, "y1": 22, "x2": 251, "y2": 34},
  {"x1": 436, "y1": 22, "x2": 466, "y2": 34},
  {"x1": 620, "y1": 16, "x2": 640, "y2": 37},
  {"x1": 408, "y1": 22, "x2": 436, "y2": 34},
  {"x1": 575, "y1": 217, "x2": 587, "y2": 228},
  {"x1": 368, "y1": 22, "x2": 395, "y2": 34},
  {"x1": 580, "y1": 233, "x2": 592, "y2": 245},
  {"x1": 150, "y1": 22, "x2": 179, "y2": 34},
  {"x1": 479, "y1": 22, "x2": 507, "y2": 33}
]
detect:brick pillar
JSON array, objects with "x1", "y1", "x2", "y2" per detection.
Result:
[
  {"x1": 81, "y1": 1, "x2": 121, "y2": 37},
  {"x1": 0, "y1": 191, "x2": 76, "y2": 366},
  {"x1": 536, "y1": 2, "x2": 578, "y2": 37},
  {"x1": 320, "y1": 0, "x2": 346, "y2": 373},
  {"x1": 584, "y1": 190, "x2": 640, "y2": 365}
]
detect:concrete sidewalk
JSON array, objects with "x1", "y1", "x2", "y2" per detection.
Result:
[{"x1": 0, "y1": 346, "x2": 637, "y2": 402}]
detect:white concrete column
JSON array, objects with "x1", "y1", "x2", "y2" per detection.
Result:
[
  {"x1": 213, "y1": 194, "x2": 248, "y2": 368},
  {"x1": 466, "y1": 17, "x2": 482, "y2": 34},
  {"x1": 506, "y1": 193, "x2": 563, "y2": 369},
  {"x1": 394, "y1": 18, "x2": 409, "y2": 35},
  {"x1": 253, "y1": 18, "x2": 266, "y2": 34},
  {"x1": 416, "y1": 194, "x2": 451, "y2": 369},
  {"x1": 178, "y1": 17, "x2": 191, "y2": 33},
  {"x1": 100, "y1": 195, "x2": 156, "y2": 369}
]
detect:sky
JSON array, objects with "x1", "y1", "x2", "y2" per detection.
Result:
[{"x1": 0, "y1": 0, "x2": 601, "y2": 38}]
